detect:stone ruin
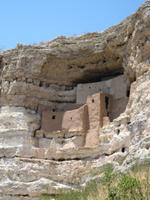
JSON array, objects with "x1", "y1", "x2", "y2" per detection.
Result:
[{"x1": 36, "y1": 75, "x2": 129, "y2": 149}]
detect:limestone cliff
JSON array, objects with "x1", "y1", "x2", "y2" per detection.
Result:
[{"x1": 0, "y1": 1, "x2": 150, "y2": 199}]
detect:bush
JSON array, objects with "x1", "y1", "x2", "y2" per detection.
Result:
[
  {"x1": 105, "y1": 163, "x2": 150, "y2": 200},
  {"x1": 42, "y1": 162, "x2": 150, "y2": 200},
  {"x1": 106, "y1": 175, "x2": 143, "y2": 200},
  {"x1": 42, "y1": 194, "x2": 53, "y2": 200}
]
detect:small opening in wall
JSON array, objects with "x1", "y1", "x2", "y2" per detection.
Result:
[
  {"x1": 92, "y1": 99, "x2": 95, "y2": 103},
  {"x1": 70, "y1": 117, "x2": 72, "y2": 120},
  {"x1": 103, "y1": 59, "x2": 106, "y2": 63},
  {"x1": 105, "y1": 96, "x2": 109, "y2": 110},
  {"x1": 116, "y1": 56, "x2": 120, "y2": 61},
  {"x1": 117, "y1": 129, "x2": 120, "y2": 135},
  {"x1": 52, "y1": 108, "x2": 56, "y2": 112},
  {"x1": 121, "y1": 147, "x2": 126, "y2": 153},
  {"x1": 68, "y1": 65, "x2": 73, "y2": 69},
  {"x1": 52, "y1": 115, "x2": 56, "y2": 120},
  {"x1": 39, "y1": 81, "x2": 43, "y2": 87},
  {"x1": 78, "y1": 65, "x2": 85, "y2": 69},
  {"x1": 126, "y1": 89, "x2": 130, "y2": 97}
]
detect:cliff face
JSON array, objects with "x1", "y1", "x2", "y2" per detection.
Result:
[{"x1": 0, "y1": 1, "x2": 150, "y2": 199}]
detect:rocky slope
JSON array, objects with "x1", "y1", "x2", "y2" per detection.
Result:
[{"x1": 0, "y1": 1, "x2": 150, "y2": 199}]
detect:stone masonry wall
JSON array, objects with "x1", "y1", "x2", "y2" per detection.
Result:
[{"x1": 76, "y1": 75, "x2": 128, "y2": 104}]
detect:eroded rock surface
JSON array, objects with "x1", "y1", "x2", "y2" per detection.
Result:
[{"x1": 0, "y1": 1, "x2": 150, "y2": 199}]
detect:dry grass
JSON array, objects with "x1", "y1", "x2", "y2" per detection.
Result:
[{"x1": 42, "y1": 161, "x2": 150, "y2": 200}]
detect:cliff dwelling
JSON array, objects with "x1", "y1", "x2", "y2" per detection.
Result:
[
  {"x1": 1, "y1": 2, "x2": 150, "y2": 198},
  {"x1": 35, "y1": 74, "x2": 129, "y2": 148}
]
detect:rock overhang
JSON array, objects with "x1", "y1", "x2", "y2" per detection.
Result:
[
  {"x1": 0, "y1": 8, "x2": 136, "y2": 87},
  {"x1": 1, "y1": 0, "x2": 150, "y2": 86},
  {"x1": 1, "y1": 45, "x2": 124, "y2": 86}
]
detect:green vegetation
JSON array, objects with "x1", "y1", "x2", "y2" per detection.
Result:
[
  {"x1": 42, "y1": 162, "x2": 150, "y2": 200},
  {"x1": 42, "y1": 194, "x2": 52, "y2": 200}
]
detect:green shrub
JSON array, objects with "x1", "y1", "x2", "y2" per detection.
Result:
[
  {"x1": 107, "y1": 175, "x2": 144, "y2": 200},
  {"x1": 42, "y1": 194, "x2": 53, "y2": 200},
  {"x1": 105, "y1": 169, "x2": 149, "y2": 200},
  {"x1": 107, "y1": 186, "x2": 120, "y2": 200},
  {"x1": 42, "y1": 162, "x2": 150, "y2": 200},
  {"x1": 117, "y1": 175, "x2": 143, "y2": 200},
  {"x1": 102, "y1": 164, "x2": 114, "y2": 185}
]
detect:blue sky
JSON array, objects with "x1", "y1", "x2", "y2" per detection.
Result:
[{"x1": 0, "y1": 0, "x2": 145, "y2": 49}]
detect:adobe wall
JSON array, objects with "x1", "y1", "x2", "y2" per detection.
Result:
[
  {"x1": 38, "y1": 102, "x2": 80, "y2": 113},
  {"x1": 76, "y1": 75, "x2": 128, "y2": 104},
  {"x1": 41, "y1": 104, "x2": 88, "y2": 133},
  {"x1": 39, "y1": 92, "x2": 113, "y2": 148},
  {"x1": 86, "y1": 93, "x2": 111, "y2": 130},
  {"x1": 62, "y1": 104, "x2": 88, "y2": 132},
  {"x1": 41, "y1": 111, "x2": 64, "y2": 132},
  {"x1": 85, "y1": 93, "x2": 112, "y2": 147},
  {"x1": 86, "y1": 93, "x2": 100, "y2": 130}
]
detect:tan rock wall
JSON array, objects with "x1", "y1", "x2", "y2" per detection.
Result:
[
  {"x1": 110, "y1": 97, "x2": 129, "y2": 121},
  {"x1": 0, "y1": 80, "x2": 76, "y2": 110}
]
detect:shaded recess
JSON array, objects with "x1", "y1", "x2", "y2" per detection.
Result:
[
  {"x1": 73, "y1": 68, "x2": 124, "y2": 85},
  {"x1": 40, "y1": 50, "x2": 124, "y2": 86}
]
